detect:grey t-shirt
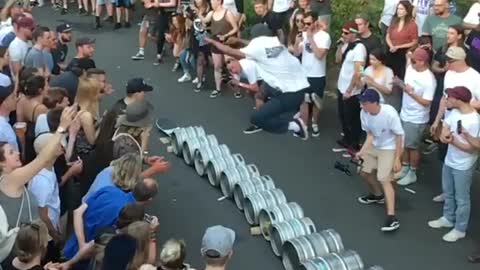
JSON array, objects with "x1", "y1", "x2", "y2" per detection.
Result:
[
  {"x1": 24, "y1": 47, "x2": 47, "y2": 70},
  {"x1": 0, "y1": 188, "x2": 39, "y2": 229}
]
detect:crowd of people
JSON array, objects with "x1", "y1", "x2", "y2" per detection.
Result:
[{"x1": 0, "y1": 0, "x2": 479, "y2": 268}]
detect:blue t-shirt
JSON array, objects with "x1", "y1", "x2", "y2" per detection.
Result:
[
  {"x1": 83, "y1": 166, "x2": 114, "y2": 202},
  {"x1": 63, "y1": 186, "x2": 135, "y2": 259}
]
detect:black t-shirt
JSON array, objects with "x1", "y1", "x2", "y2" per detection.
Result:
[
  {"x1": 466, "y1": 30, "x2": 480, "y2": 73},
  {"x1": 66, "y1": 57, "x2": 96, "y2": 72},
  {"x1": 51, "y1": 42, "x2": 68, "y2": 75},
  {"x1": 260, "y1": 12, "x2": 282, "y2": 32},
  {"x1": 110, "y1": 98, "x2": 127, "y2": 116},
  {"x1": 360, "y1": 34, "x2": 381, "y2": 54}
]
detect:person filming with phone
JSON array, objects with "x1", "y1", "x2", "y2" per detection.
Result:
[{"x1": 428, "y1": 86, "x2": 480, "y2": 242}]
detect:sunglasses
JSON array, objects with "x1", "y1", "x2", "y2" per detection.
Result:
[
  {"x1": 342, "y1": 31, "x2": 350, "y2": 35},
  {"x1": 303, "y1": 22, "x2": 312, "y2": 26}
]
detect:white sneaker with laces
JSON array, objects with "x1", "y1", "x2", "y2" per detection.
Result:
[
  {"x1": 428, "y1": 216, "x2": 454, "y2": 229},
  {"x1": 443, "y1": 229, "x2": 465, "y2": 242},
  {"x1": 433, "y1": 193, "x2": 445, "y2": 203},
  {"x1": 394, "y1": 165, "x2": 410, "y2": 180},
  {"x1": 397, "y1": 170, "x2": 417, "y2": 186},
  {"x1": 192, "y1": 77, "x2": 199, "y2": 84},
  {"x1": 178, "y1": 73, "x2": 192, "y2": 83}
]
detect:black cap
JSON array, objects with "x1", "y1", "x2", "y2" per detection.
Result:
[
  {"x1": 56, "y1": 23, "x2": 72, "y2": 33},
  {"x1": 75, "y1": 37, "x2": 95, "y2": 47},
  {"x1": 126, "y1": 78, "x2": 153, "y2": 94},
  {"x1": 250, "y1": 23, "x2": 274, "y2": 39}
]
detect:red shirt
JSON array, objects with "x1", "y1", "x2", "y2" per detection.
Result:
[{"x1": 388, "y1": 20, "x2": 418, "y2": 46}]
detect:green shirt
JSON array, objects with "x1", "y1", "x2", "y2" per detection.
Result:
[{"x1": 422, "y1": 14, "x2": 462, "y2": 50}]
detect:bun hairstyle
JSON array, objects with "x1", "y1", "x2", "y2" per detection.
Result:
[
  {"x1": 14, "y1": 220, "x2": 49, "y2": 263},
  {"x1": 18, "y1": 67, "x2": 40, "y2": 95},
  {"x1": 24, "y1": 75, "x2": 46, "y2": 97},
  {"x1": 159, "y1": 239, "x2": 187, "y2": 269}
]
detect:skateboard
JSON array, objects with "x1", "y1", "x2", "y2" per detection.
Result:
[{"x1": 155, "y1": 117, "x2": 179, "y2": 137}]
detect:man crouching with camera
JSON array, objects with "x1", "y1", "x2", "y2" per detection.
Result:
[{"x1": 355, "y1": 89, "x2": 404, "y2": 232}]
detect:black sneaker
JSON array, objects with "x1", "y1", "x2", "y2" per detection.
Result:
[
  {"x1": 61, "y1": 7, "x2": 67, "y2": 14},
  {"x1": 243, "y1": 125, "x2": 262, "y2": 134},
  {"x1": 114, "y1": 22, "x2": 121, "y2": 29},
  {"x1": 358, "y1": 194, "x2": 385, "y2": 204},
  {"x1": 381, "y1": 216, "x2": 400, "y2": 232},
  {"x1": 131, "y1": 52, "x2": 144, "y2": 60},
  {"x1": 79, "y1": 7, "x2": 86, "y2": 14},
  {"x1": 292, "y1": 119, "x2": 308, "y2": 140}
]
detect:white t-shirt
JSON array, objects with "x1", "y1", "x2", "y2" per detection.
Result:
[
  {"x1": 444, "y1": 68, "x2": 480, "y2": 120},
  {"x1": 35, "y1": 113, "x2": 50, "y2": 137},
  {"x1": 0, "y1": 18, "x2": 13, "y2": 45},
  {"x1": 239, "y1": 59, "x2": 261, "y2": 84},
  {"x1": 28, "y1": 168, "x2": 60, "y2": 229},
  {"x1": 8, "y1": 37, "x2": 31, "y2": 64},
  {"x1": 300, "y1": 30, "x2": 331, "y2": 78},
  {"x1": 223, "y1": 0, "x2": 238, "y2": 16},
  {"x1": 361, "y1": 104, "x2": 405, "y2": 150},
  {"x1": 272, "y1": 0, "x2": 292, "y2": 13},
  {"x1": 463, "y1": 3, "x2": 480, "y2": 25},
  {"x1": 400, "y1": 65, "x2": 436, "y2": 124},
  {"x1": 412, "y1": 0, "x2": 433, "y2": 36},
  {"x1": 337, "y1": 42, "x2": 367, "y2": 95},
  {"x1": 381, "y1": 0, "x2": 401, "y2": 26},
  {"x1": 362, "y1": 66, "x2": 394, "y2": 103},
  {"x1": 444, "y1": 109, "x2": 480, "y2": 170},
  {"x1": 240, "y1": 36, "x2": 309, "y2": 93}
]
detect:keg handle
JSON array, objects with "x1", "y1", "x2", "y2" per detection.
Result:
[
  {"x1": 232, "y1": 154, "x2": 245, "y2": 164},
  {"x1": 262, "y1": 175, "x2": 273, "y2": 181},
  {"x1": 309, "y1": 224, "x2": 316, "y2": 233},
  {"x1": 247, "y1": 164, "x2": 259, "y2": 175}
]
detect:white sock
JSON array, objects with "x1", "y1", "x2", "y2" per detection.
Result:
[
  {"x1": 139, "y1": 48, "x2": 144, "y2": 54},
  {"x1": 288, "y1": 121, "x2": 300, "y2": 132}
]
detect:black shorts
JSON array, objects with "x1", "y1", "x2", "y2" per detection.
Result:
[
  {"x1": 306, "y1": 77, "x2": 326, "y2": 98},
  {"x1": 114, "y1": 0, "x2": 131, "y2": 8},
  {"x1": 255, "y1": 81, "x2": 281, "y2": 100}
]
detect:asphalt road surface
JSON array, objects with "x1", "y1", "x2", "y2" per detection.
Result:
[{"x1": 33, "y1": 6, "x2": 480, "y2": 270}]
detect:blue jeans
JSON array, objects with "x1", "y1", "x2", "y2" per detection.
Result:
[
  {"x1": 442, "y1": 164, "x2": 474, "y2": 232},
  {"x1": 179, "y1": 49, "x2": 196, "y2": 76},
  {"x1": 250, "y1": 88, "x2": 306, "y2": 133}
]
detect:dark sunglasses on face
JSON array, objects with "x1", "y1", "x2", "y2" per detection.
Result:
[
  {"x1": 303, "y1": 22, "x2": 312, "y2": 26},
  {"x1": 342, "y1": 31, "x2": 350, "y2": 35}
]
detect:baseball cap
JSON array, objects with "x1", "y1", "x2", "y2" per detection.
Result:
[
  {"x1": 75, "y1": 36, "x2": 95, "y2": 47},
  {"x1": 342, "y1": 20, "x2": 359, "y2": 33},
  {"x1": 200, "y1": 225, "x2": 235, "y2": 258},
  {"x1": 15, "y1": 16, "x2": 34, "y2": 30},
  {"x1": 412, "y1": 47, "x2": 430, "y2": 62},
  {"x1": 126, "y1": 78, "x2": 153, "y2": 94},
  {"x1": 116, "y1": 100, "x2": 154, "y2": 128},
  {"x1": 250, "y1": 23, "x2": 274, "y2": 39},
  {"x1": 359, "y1": 88, "x2": 380, "y2": 103},
  {"x1": 446, "y1": 86, "x2": 472, "y2": 103},
  {"x1": 56, "y1": 23, "x2": 72, "y2": 33},
  {"x1": 445, "y1": 46, "x2": 466, "y2": 61}
]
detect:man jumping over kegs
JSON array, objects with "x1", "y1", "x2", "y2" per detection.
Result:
[{"x1": 204, "y1": 24, "x2": 310, "y2": 140}]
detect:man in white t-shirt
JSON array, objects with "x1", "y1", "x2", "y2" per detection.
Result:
[
  {"x1": 356, "y1": 89, "x2": 404, "y2": 232},
  {"x1": 431, "y1": 47, "x2": 480, "y2": 132},
  {"x1": 8, "y1": 15, "x2": 34, "y2": 78},
  {"x1": 428, "y1": 86, "x2": 479, "y2": 242},
  {"x1": 205, "y1": 24, "x2": 310, "y2": 139},
  {"x1": 334, "y1": 21, "x2": 367, "y2": 151},
  {"x1": 293, "y1": 11, "x2": 330, "y2": 137},
  {"x1": 395, "y1": 48, "x2": 436, "y2": 186}
]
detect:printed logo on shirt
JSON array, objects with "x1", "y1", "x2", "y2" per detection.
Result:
[
  {"x1": 305, "y1": 43, "x2": 313, "y2": 53},
  {"x1": 265, "y1": 46, "x2": 284, "y2": 58}
]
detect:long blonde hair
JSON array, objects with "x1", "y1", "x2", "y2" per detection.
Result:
[
  {"x1": 121, "y1": 221, "x2": 151, "y2": 270},
  {"x1": 76, "y1": 77, "x2": 101, "y2": 118},
  {"x1": 111, "y1": 153, "x2": 142, "y2": 191},
  {"x1": 159, "y1": 239, "x2": 187, "y2": 270}
]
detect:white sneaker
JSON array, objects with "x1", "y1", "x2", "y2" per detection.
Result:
[
  {"x1": 178, "y1": 73, "x2": 192, "y2": 83},
  {"x1": 192, "y1": 77, "x2": 199, "y2": 84},
  {"x1": 442, "y1": 229, "x2": 465, "y2": 242},
  {"x1": 394, "y1": 165, "x2": 409, "y2": 180},
  {"x1": 433, "y1": 193, "x2": 445, "y2": 203},
  {"x1": 397, "y1": 170, "x2": 417, "y2": 186},
  {"x1": 428, "y1": 217, "x2": 454, "y2": 229}
]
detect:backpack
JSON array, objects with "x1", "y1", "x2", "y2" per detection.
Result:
[{"x1": 341, "y1": 39, "x2": 369, "y2": 67}]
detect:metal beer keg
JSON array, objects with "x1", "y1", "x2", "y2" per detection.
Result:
[
  {"x1": 219, "y1": 164, "x2": 260, "y2": 197},
  {"x1": 299, "y1": 250, "x2": 364, "y2": 270},
  {"x1": 233, "y1": 175, "x2": 275, "y2": 210},
  {"x1": 182, "y1": 134, "x2": 218, "y2": 165},
  {"x1": 193, "y1": 144, "x2": 231, "y2": 176},
  {"x1": 206, "y1": 154, "x2": 245, "y2": 186},
  {"x1": 244, "y1": 189, "x2": 287, "y2": 225},
  {"x1": 258, "y1": 202, "x2": 304, "y2": 240},
  {"x1": 270, "y1": 217, "x2": 316, "y2": 257},
  {"x1": 170, "y1": 126, "x2": 205, "y2": 156}
]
